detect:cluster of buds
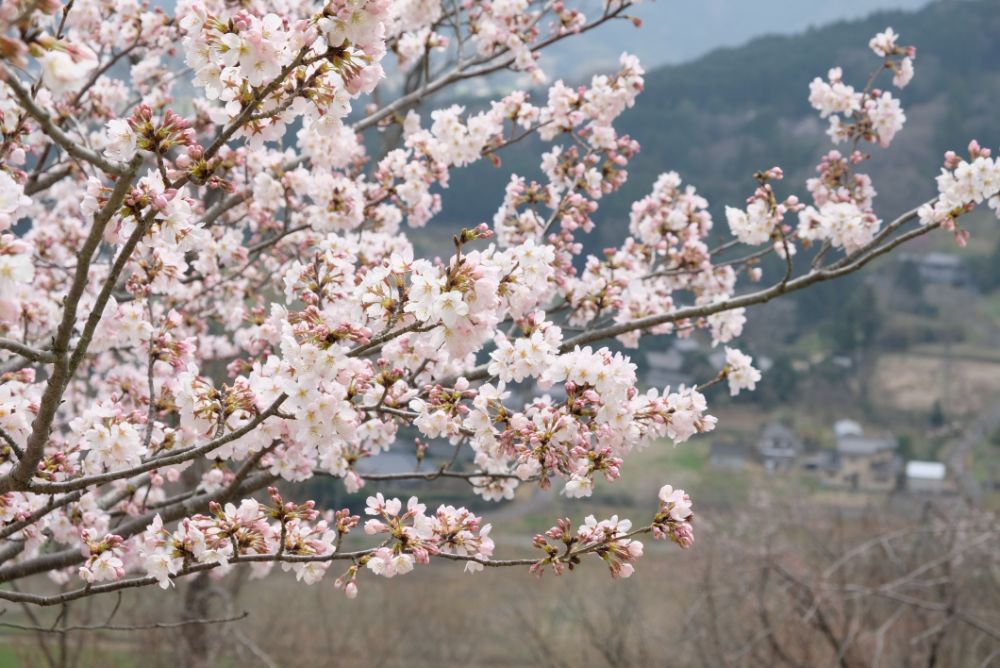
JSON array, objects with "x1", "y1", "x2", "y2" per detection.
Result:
[
  {"x1": 552, "y1": 0, "x2": 587, "y2": 34},
  {"x1": 454, "y1": 223, "x2": 495, "y2": 249},
  {"x1": 288, "y1": 306, "x2": 374, "y2": 348},
  {"x1": 181, "y1": 144, "x2": 233, "y2": 190},
  {"x1": 577, "y1": 515, "x2": 643, "y2": 579},
  {"x1": 334, "y1": 564, "x2": 360, "y2": 599},
  {"x1": 201, "y1": 499, "x2": 270, "y2": 555},
  {"x1": 530, "y1": 517, "x2": 581, "y2": 576},
  {"x1": 806, "y1": 150, "x2": 874, "y2": 209},
  {"x1": 530, "y1": 513, "x2": 642, "y2": 578},
  {"x1": 181, "y1": 373, "x2": 222, "y2": 428},
  {"x1": 266, "y1": 486, "x2": 320, "y2": 526},
  {"x1": 35, "y1": 448, "x2": 79, "y2": 482},
  {"x1": 943, "y1": 139, "x2": 992, "y2": 170},
  {"x1": 652, "y1": 485, "x2": 695, "y2": 549},
  {"x1": 149, "y1": 312, "x2": 197, "y2": 370},
  {"x1": 130, "y1": 106, "x2": 196, "y2": 155},
  {"x1": 78, "y1": 532, "x2": 126, "y2": 583},
  {"x1": 220, "y1": 378, "x2": 258, "y2": 421}
]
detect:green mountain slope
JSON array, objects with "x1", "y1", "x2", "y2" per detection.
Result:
[{"x1": 442, "y1": 0, "x2": 1000, "y2": 247}]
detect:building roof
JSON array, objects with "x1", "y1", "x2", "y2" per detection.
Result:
[
  {"x1": 837, "y1": 435, "x2": 897, "y2": 455},
  {"x1": 761, "y1": 422, "x2": 796, "y2": 442},
  {"x1": 906, "y1": 461, "x2": 947, "y2": 480},
  {"x1": 921, "y1": 252, "x2": 963, "y2": 268},
  {"x1": 757, "y1": 423, "x2": 804, "y2": 458},
  {"x1": 709, "y1": 442, "x2": 751, "y2": 459},
  {"x1": 834, "y1": 419, "x2": 864, "y2": 439},
  {"x1": 802, "y1": 450, "x2": 838, "y2": 471}
]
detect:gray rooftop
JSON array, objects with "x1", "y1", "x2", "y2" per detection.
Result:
[{"x1": 837, "y1": 435, "x2": 897, "y2": 456}]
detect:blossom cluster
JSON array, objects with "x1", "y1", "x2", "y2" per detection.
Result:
[
  {"x1": 140, "y1": 489, "x2": 347, "y2": 587},
  {"x1": 362, "y1": 493, "x2": 494, "y2": 578},
  {"x1": 919, "y1": 141, "x2": 1000, "y2": 245}
]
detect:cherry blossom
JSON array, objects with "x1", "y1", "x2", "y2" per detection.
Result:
[
  {"x1": 39, "y1": 44, "x2": 98, "y2": 95},
  {"x1": 723, "y1": 347, "x2": 761, "y2": 396}
]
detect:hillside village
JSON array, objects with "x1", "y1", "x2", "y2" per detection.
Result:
[
  {"x1": 708, "y1": 419, "x2": 953, "y2": 496},
  {"x1": 641, "y1": 243, "x2": 1000, "y2": 507}
]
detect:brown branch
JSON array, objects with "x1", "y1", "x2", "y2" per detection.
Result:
[
  {"x1": 0, "y1": 610, "x2": 249, "y2": 633},
  {"x1": 0, "y1": 154, "x2": 143, "y2": 495},
  {"x1": 24, "y1": 394, "x2": 287, "y2": 494},
  {"x1": 0, "y1": 338, "x2": 55, "y2": 363},
  {"x1": 2, "y1": 66, "x2": 129, "y2": 176}
]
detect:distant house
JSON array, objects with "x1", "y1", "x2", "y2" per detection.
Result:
[
  {"x1": 756, "y1": 423, "x2": 803, "y2": 473},
  {"x1": 709, "y1": 442, "x2": 753, "y2": 471},
  {"x1": 826, "y1": 421, "x2": 901, "y2": 491},
  {"x1": 905, "y1": 461, "x2": 949, "y2": 494},
  {"x1": 900, "y1": 252, "x2": 970, "y2": 287},
  {"x1": 802, "y1": 450, "x2": 838, "y2": 473}
]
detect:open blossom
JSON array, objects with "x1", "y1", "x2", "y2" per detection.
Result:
[
  {"x1": 562, "y1": 474, "x2": 595, "y2": 498},
  {"x1": 799, "y1": 201, "x2": 880, "y2": 253},
  {"x1": 893, "y1": 57, "x2": 915, "y2": 88},
  {"x1": 143, "y1": 550, "x2": 181, "y2": 589},
  {"x1": 81, "y1": 420, "x2": 145, "y2": 473},
  {"x1": 40, "y1": 47, "x2": 98, "y2": 95},
  {"x1": 726, "y1": 200, "x2": 774, "y2": 245},
  {"x1": 920, "y1": 146, "x2": 1000, "y2": 227},
  {"x1": 658, "y1": 485, "x2": 692, "y2": 521},
  {"x1": 79, "y1": 550, "x2": 125, "y2": 583},
  {"x1": 367, "y1": 548, "x2": 415, "y2": 578},
  {"x1": 0, "y1": 172, "x2": 30, "y2": 229},
  {"x1": 0, "y1": 251, "x2": 33, "y2": 297},
  {"x1": 724, "y1": 347, "x2": 761, "y2": 396},
  {"x1": 79, "y1": 534, "x2": 126, "y2": 583},
  {"x1": 708, "y1": 308, "x2": 746, "y2": 346},
  {"x1": 808, "y1": 68, "x2": 861, "y2": 118},
  {"x1": 104, "y1": 119, "x2": 138, "y2": 161},
  {"x1": 867, "y1": 93, "x2": 906, "y2": 147},
  {"x1": 869, "y1": 27, "x2": 899, "y2": 57}
]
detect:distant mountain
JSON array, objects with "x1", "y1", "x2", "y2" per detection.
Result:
[
  {"x1": 442, "y1": 0, "x2": 1000, "y2": 249},
  {"x1": 539, "y1": 0, "x2": 932, "y2": 77}
]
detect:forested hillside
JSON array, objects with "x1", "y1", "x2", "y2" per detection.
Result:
[{"x1": 442, "y1": 0, "x2": 1000, "y2": 247}]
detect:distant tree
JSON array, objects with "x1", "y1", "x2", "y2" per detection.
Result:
[
  {"x1": 761, "y1": 355, "x2": 798, "y2": 404},
  {"x1": 929, "y1": 400, "x2": 947, "y2": 428},
  {"x1": 970, "y1": 234, "x2": 1000, "y2": 291},
  {"x1": 828, "y1": 284, "x2": 882, "y2": 355},
  {"x1": 895, "y1": 257, "x2": 923, "y2": 296}
]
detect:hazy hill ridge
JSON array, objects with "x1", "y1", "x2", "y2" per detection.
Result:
[{"x1": 442, "y1": 0, "x2": 1000, "y2": 246}]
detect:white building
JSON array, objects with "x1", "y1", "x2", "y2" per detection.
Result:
[{"x1": 905, "y1": 460, "x2": 948, "y2": 494}]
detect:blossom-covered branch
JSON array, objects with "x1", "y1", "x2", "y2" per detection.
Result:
[{"x1": 0, "y1": 1, "x2": 995, "y2": 609}]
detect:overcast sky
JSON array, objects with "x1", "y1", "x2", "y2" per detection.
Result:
[{"x1": 541, "y1": 0, "x2": 934, "y2": 75}]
